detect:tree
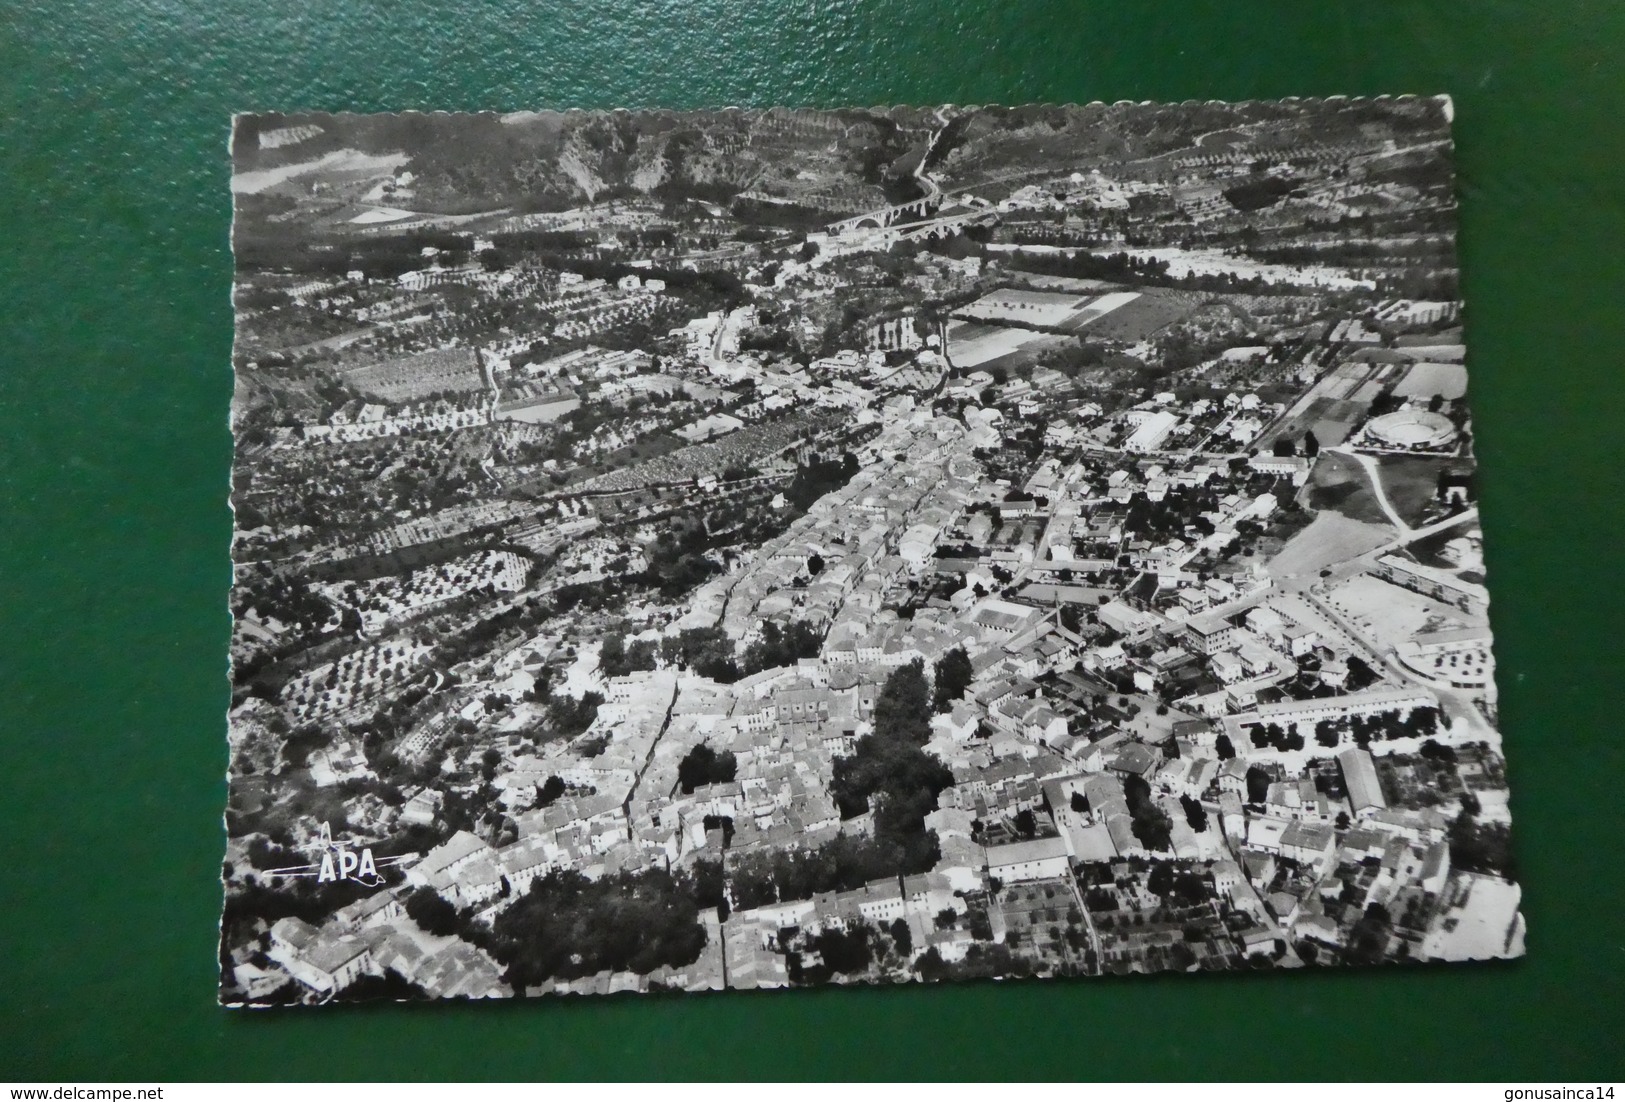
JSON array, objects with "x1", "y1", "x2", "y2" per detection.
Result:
[
  {"x1": 1245, "y1": 764, "x2": 1272, "y2": 804},
  {"x1": 1070, "y1": 791, "x2": 1089, "y2": 814},
  {"x1": 740, "y1": 619, "x2": 822, "y2": 675},
  {"x1": 807, "y1": 552, "x2": 825, "y2": 576},
  {"x1": 491, "y1": 867, "x2": 709, "y2": 987},
  {"x1": 677, "y1": 743, "x2": 738, "y2": 794},
  {"x1": 1448, "y1": 807, "x2": 1516, "y2": 877},
  {"x1": 829, "y1": 662, "x2": 953, "y2": 870},
  {"x1": 1420, "y1": 738, "x2": 1457, "y2": 764},
  {"x1": 1122, "y1": 774, "x2": 1173, "y2": 852},
  {"x1": 916, "y1": 946, "x2": 950, "y2": 981},
  {"x1": 1214, "y1": 734, "x2": 1236, "y2": 761},
  {"x1": 889, "y1": 917, "x2": 914, "y2": 958},
  {"x1": 1348, "y1": 900, "x2": 1394, "y2": 965},
  {"x1": 874, "y1": 659, "x2": 933, "y2": 744},
  {"x1": 931, "y1": 647, "x2": 974, "y2": 713},
  {"x1": 535, "y1": 775, "x2": 566, "y2": 808},
  {"x1": 1303, "y1": 429, "x2": 1321, "y2": 458},
  {"x1": 546, "y1": 691, "x2": 603, "y2": 738},
  {"x1": 664, "y1": 626, "x2": 740, "y2": 682},
  {"x1": 812, "y1": 924, "x2": 873, "y2": 976},
  {"x1": 334, "y1": 967, "x2": 432, "y2": 1003},
  {"x1": 1148, "y1": 863, "x2": 1177, "y2": 898},
  {"x1": 404, "y1": 886, "x2": 459, "y2": 937}
]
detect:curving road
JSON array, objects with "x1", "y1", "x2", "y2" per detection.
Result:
[{"x1": 1329, "y1": 445, "x2": 1409, "y2": 536}]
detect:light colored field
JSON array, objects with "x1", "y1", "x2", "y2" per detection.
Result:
[
  {"x1": 1395, "y1": 342, "x2": 1466, "y2": 361},
  {"x1": 1266, "y1": 511, "x2": 1394, "y2": 579},
  {"x1": 1373, "y1": 300, "x2": 1457, "y2": 325},
  {"x1": 957, "y1": 288, "x2": 1141, "y2": 332},
  {"x1": 1065, "y1": 291, "x2": 1141, "y2": 330},
  {"x1": 946, "y1": 321, "x2": 1053, "y2": 368},
  {"x1": 500, "y1": 398, "x2": 580, "y2": 423},
  {"x1": 959, "y1": 288, "x2": 1088, "y2": 327},
  {"x1": 1322, "y1": 573, "x2": 1465, "y2": 644},
  {"x1": 1100, "y1": 247, "x2": 1375, "y2": 290},
  {"x1": 1392, "y1": 361, "x2": 1469, "y2": 400},
  {"x1": 349, "y1": 206, "x2": 418, "y2": 225},
  {"x1": 233, "y1": 148, "x2": 408, "y2": 194}
]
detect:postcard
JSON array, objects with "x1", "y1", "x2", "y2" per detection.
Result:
[{"x1": 222, "y1": 99, "x2": 1520, "y2": 1005}]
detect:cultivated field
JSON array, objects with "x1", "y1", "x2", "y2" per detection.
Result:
[
  {"x1": 574, "y1": 414, "x2": 830, "y2": 492},
  {"x1": 1262, "y1": 395, "x2": 1364, "y2": 450},
  {"x1": 957, "y1": 288, "x2": 1098, "y2": 328},
  {"x1": 1062, "y1": 291, "x2": 1143, "y2": 331},
  {"x1": 945, "y1": 320, "x2": 1067, "y2": 369},
  {"x1": 340, "y1": 347, "x2": 487, "y2": 402},
  {"x1": 1071, "y1": 287, "x2": 1205, "y2": 342}
]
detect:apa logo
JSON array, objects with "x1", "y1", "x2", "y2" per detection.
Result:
[{"x1": 267, "y1": 822, "x2": 408, "y2": 887}]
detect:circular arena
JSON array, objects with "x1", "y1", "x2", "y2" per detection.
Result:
[{"x1": 1366, "y1": 409, "x2": 1457, "y2": 449}]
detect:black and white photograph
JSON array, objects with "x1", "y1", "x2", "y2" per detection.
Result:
[{"x1": 222, "y1": 99, "x2": 1522, "y2": 1007}]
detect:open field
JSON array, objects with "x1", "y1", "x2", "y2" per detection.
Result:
[
  {"x1": 1261, "y1": 357, "x2": 1391, "y2": 451},
  {"x1": 957, "y1": 288, "x2": 1097, "y2": 328},
  {"x1": 1396, "y1": 325, "x2": 1463, "y2": 347},
  {"x1": 339, "y1": 346, "x2": 486, "y2": 402},
  {"x1": 1061, "y1": 291, "x2": 1142, "y2": 331},
  {"x1": 1304, "y1": 452, "x2": 1390, "y2": 525},
  {"x1": 1071, "y1": 287, "x2": 1205, "y2": 342},
  {"x1": 1309, "y1": 416, "x2": 1359, "y2": 447},
  {"x1": 1392, "y1": 361, "x2": 1469, "y2": 400},
  {"x1": 1266, "y1": 511, "x2": 1394, "y2": 579},
  {"x1": 955, "y1": 288, "x2": 1142, "y2": 334},
  {"x1": 500, "y1": 397, "x2": 580, "y2": 424},
  {"x1": 1262, "y1": 394, "x2": 1365, "y2": 450},
  {"x1": 1096, "y1": 247, "x2": 1375, "y2": 291},
  {"x1": 1019, "y1": 274, "x2": 1120, "y2": 294},
  {"x1": 573, "y1": 413, "x2": 831, "y2": 492},
  {"x1": 1322, "y1": 573, "x2": 1467, "y2": 642},
  {"x1": 945, "y1": 320, "x2": 1067, "y2": 369},
  {"x1": 232, "y1": 148, "x2": 408, "y2": 195},
  {"x1": 1377, "y1": 455, "x2": 1453, "y2": 527},
  {"x1": 1393, "y1": 343, "x2": 1465, "y2": 361}
]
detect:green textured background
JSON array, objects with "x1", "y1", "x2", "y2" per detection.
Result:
[{"x1": 3, "y1": 0, "x2": 1623, "y2": 1082}]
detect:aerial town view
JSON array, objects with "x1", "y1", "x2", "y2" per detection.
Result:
[{"x1": 222, "y1": 99, "x2": 1522, "y2": 1006}]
